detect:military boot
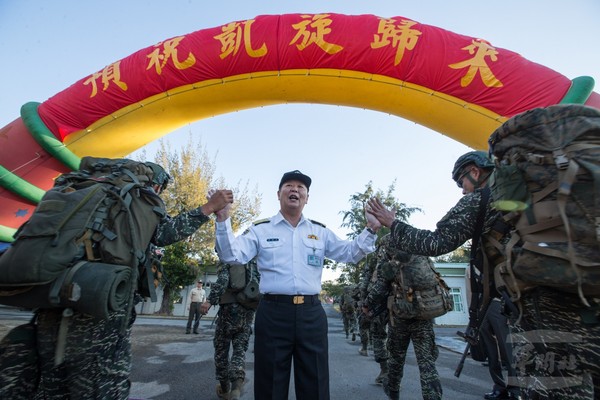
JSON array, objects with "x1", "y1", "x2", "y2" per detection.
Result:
[
  {"x1": 375, "y1": 360, "x2": 388, "y2": 384},
  {"x1": 383, "y1": 377, "x2": 399, "y2": 400},
  {"x1": 216, "y1": 380, "x2": 230, "y2": 399},
  {"x1": 230, "y1": 378, "x2": 244, "y2": 400},
  {"x1": 359, "y1": 342, "x2": 368, "y2": 356}
]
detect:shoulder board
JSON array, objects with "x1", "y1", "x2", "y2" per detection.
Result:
[
  {"x1": 252, "y1": 218, "x2": 270, "y2": 226},
  {"x1": 310, "y1": 219, "x2": 326, "y2": 228}
]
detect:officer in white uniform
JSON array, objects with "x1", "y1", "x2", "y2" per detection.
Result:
[{"x1": 214, "y1": 170, "x2": 380, "y2": 400}]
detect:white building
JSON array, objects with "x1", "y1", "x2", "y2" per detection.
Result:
[{"x1": 433, "y1": 262, "x2": 469, "y2": 326}]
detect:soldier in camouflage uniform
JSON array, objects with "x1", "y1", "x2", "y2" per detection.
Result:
[
  {"x1": 365, "y1": 238, "x2": 442, "y2": 400},
  {"x1": 367, "y1": 151, "x2": 522, "y2": 399},
  {"x1": 201, "y1": 261, "x2": 258, "y2": 400},
  {"x1": 20, "y1": 163, "x2": 233, "y2": 400},
  {"x1": 339, "y1": 285, "x2": 358, "y2": 341},
  {"x1": 355, "y1": 284, "x2": 371, "y2": 356},
  {"x1": 489, "y1": 106, "x2": 600, "y2": 400},
  {"x1": 358, "y1": 242, "x2": 389, "y2": 383}
]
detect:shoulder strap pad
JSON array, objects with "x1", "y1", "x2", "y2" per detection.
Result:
[
  {"x1": 310, "y1": 219, "x2": 326, "y2": 228},
  {"x1": 253, "y1": 218, "x2": 270, "y2": 226}
]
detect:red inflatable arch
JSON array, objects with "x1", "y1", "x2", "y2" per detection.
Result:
[{"x1": 1, "y1": 13, "x2": 598, "y2": 242}]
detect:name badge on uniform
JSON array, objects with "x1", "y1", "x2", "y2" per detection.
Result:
[{"x1": 308, "y1": 254, "x2": 321, "y2": 267}]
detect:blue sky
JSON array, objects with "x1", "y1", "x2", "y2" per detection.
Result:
[{"x1": 1, "y1": 1, "x2": 599, "y2": 275}]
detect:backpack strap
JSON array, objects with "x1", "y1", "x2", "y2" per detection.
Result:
[{"x1": 468, "y1": 187, "x2": 491, "y2": 324}]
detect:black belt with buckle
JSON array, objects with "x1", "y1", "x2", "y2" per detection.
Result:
[{"x1": 262, "y1": 294, "x2": 320, "y2": 305}]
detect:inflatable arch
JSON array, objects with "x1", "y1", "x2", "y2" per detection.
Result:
[{"x1": 1, "y1": 12, "x2": 599, "y2": 243}]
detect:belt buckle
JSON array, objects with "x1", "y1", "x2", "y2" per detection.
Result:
[{"x1": 293, "y1": 295, "x2": 305, "y2": 305}]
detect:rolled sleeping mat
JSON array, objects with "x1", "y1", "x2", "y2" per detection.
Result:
[{"x1": 54, "y1": 261, "x2": 133, "y2": 319}]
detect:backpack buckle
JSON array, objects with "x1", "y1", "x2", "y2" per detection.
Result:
[{"x1": 553, "y1": 150, "x2": 569, "y2": 170}]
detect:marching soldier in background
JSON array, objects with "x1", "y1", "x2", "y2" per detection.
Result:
[
  {"x1": 339, "y1": 285, "x2": 358, "y2": 341},
  {"x1": 201, "y1": 260, "x2": 258, "y2": 400},
  {"x1": 358, "y1": 242, "x2": 389, "y2": 384},
  {"x1": 364, "y1": 246, "x2": 443, "y2": 400}
]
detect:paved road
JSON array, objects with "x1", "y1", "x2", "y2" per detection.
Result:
[{"x1": 1, "y1": 305, "x2": 494, "y2": 399}]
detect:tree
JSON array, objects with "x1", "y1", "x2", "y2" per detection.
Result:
[
  {"x1": 144, "y1": 135, "x2": 261, "y2": 315},
  {"x1": 433, "y1": 244, "x2": 470, "y2": 263},
  {"x1": 333, "y1": 181, "x2": 422, "y2": 285}
]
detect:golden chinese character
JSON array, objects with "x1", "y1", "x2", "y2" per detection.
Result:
[
  {"x1": 83, "y1": 61, "x2": 128, "y2": 98},
  {"x1": 289, "y1": 14, "x2": 343, "y2": 55},
  {"x1": 449, "y1": 40, "x2": 503, "y2": 88},
  {"x1": 214, "y1": 19, "x2": 267, "y2": 59},
  {"x1": 147, "y1": 36, "x2": 196, "y2": 75},
  {"x1": 370, "y1": 18, "x2": 422, "y2": 66}
]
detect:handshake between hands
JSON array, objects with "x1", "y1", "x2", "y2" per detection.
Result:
[
  {"x1": 365, "y1": 197, "x2": 397, "y2": 230},
  {"x1": 203, "y1": 189, "x2": 234, "y2": 220}
]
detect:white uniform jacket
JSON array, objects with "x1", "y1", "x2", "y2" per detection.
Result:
[{"x1": 215, "y1": 212, "x2": 376, "y2": 295}]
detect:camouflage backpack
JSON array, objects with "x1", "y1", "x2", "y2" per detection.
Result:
[
  {"x1": 0, "y1": 157, "x2": 166, "y2": 318},
  {"x1": 219, "y1": 260, "x2": 260, "y2": 310},
  {"x1": 382, "y1": 252, "x2": 454, "y2": 320},
  {"x1": 488, "y1": 104, "x2": 600, "y2": 306}
]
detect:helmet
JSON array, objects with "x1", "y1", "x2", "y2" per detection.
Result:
[
  {"x1": 451, "y1": 151, "x2": 494, "y2": 182},
  {"x1": 146, "y1": 162, "x2": 171, "y2": 192}
]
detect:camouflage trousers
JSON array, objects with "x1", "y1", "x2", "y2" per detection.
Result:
[
  {"x1": 387, "y1": 317, "x2": 442, "y2": 400},
  {"x1": 510, "y1": 287, "x2": 600, "y2": 400},
  {"x1": 358, "y1": 311, "x2": 371, "y2": 348},
  {"x1": 370, "y1": 310, "x2": 389, "y2": 363},
  {"x1": 341, "y1": 310, "x2": 356, "y2": 336},
  {"x1": 33, "y1": 307, "x2": 134, "y2": 400},
  {"x1": 214, "y1": 303, "x2": 255, "y2": 383}
]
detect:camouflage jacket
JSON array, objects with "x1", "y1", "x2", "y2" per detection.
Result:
[
  {"x1": 153, "y1": 207, "x2": 210, "y2": 247},
  {"x1": 390, "y1": 188, "x2": 500, "y2": 257}
]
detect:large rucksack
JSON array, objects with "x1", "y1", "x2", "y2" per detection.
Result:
[
  {"x1": 488, "y1": 104, "x2": 600, "y2": 306},
  {"x1": 0, "y1": 157, "x2": 166, "y2": 318},
  {"x1": 219, "y1": 260, "x2": 260, "y2": 310},
  {"x1": 382, "y1": 252, "x2": 454, "y2": 320}
]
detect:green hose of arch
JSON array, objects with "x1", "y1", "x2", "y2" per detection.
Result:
[
  {"x1": 0, "y1": 103, "x2": 82, "y2": 243},
  {"x1": 20, "y1": 102, "x2": 81, "y2": 171},
  {"x1": 559, "y1": 76, "x2": 595, "y2": 104}
]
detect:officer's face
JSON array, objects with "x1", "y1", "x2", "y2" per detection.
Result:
[{"x1": 278, "y1": 180, "x2": 309, "y2": 211}]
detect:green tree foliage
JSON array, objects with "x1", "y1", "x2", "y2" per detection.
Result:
[
  {"x1": 142, "y1": 135, "x2": 261, "y2": 315},
  {"x1": 156, "y1": 241, "x2": 199, "y2": 314},
  {"x1": 433, "y1": 244, "x2": 470, "y2": 263},
  {"x1": 326, "y1": 181, "x2": 422, "y2": 288}
]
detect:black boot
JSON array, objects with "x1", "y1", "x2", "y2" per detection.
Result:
[
  {"x1": 383, "y1": 377, "x2": 399, "y2": 400},
  {"x1": 216, "y1": 380, "x2": 230, "y2": 399},
  {"x1": 375, "y1": 360, "x2": 388, "y2": 384}
]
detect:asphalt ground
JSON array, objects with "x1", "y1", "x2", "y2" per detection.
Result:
[{"x1": 0, "y1": 305, "x2": 494, "y2": 399}]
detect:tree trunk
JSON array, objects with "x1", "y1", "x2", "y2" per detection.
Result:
[{"x1": 158, "y1": 285, "x2": 173, "y2": 315}]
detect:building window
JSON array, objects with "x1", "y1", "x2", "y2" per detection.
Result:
[{"x1": 450, "y1": 287, "x2": 463, "y2": 312}]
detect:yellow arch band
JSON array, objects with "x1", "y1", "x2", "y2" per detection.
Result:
[{"x1": 64, "y1": 69, "x2": 507, "y2": 157}]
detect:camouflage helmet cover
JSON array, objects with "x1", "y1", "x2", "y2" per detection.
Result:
[
  {"x1": 146, "y1": 162, "x2": 171, "y2": 191},
  {"x1": 451, "y1": 150, "x2": 495, "y2": 182}
]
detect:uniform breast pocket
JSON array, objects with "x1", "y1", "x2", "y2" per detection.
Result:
[
  {"x1": 260, "y1": 238, "x2": 284, "y2": 251},
  {"x1": 302, "y1": 237, "x2": 325, "y2": 267}
]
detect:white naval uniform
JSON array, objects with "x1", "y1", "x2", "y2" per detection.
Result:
[{"x1": 215, "y1": 211, "x2": 377, "y2": 295}]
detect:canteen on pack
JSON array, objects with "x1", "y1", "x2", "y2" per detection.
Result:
[
  {"x1": 0, "y1": 157, "x2": 166, "y2": 318},
  {"x1": 219, "y1": 260, "x2": 261, "y2": 310}
]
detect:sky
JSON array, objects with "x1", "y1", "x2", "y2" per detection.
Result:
[{"x1": 1, "y1": 1, "x2": 599, "y2": 280}]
